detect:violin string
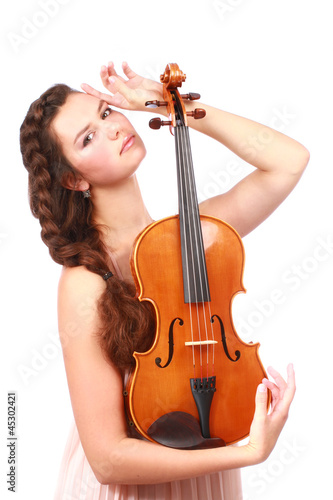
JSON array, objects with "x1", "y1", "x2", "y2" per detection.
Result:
[
  {"x1": 177, "y1": 125, "x2": 201, "y2": 376},
  {"x1": 182, "y1": 125, "x2": 216, "y2": 378},
  {"x1": 186, "y1": 125, "x2": 214, "y2": 379},
  {"x1": 181, "y1": 127, "x2": 203, "y2": 380},
  {"x1": 174, "y1": 125, "x2": 196, "y2": 376},
  {"x1": 181, "y1": 123, "x2": 212, "y2": 380},
  {"x1": 178, "y1": 125, "x2": 203, "y2": 377},
  {"x1": 186, "y1": 128, "x2": 215, "y2": 378},
  {"x1": 184, "y1": 129, "x2": 217, "y2": 376}
]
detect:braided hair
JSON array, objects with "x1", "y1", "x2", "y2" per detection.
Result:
[{"x1": 20, "y1": 84, "x2": 155, "y2": 371}]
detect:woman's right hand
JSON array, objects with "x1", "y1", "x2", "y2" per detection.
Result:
[
  {"x1": 81, "y1": 61, "x2": 165, "y2": 113},
  {"x1": 245, "y1": 364, "x2": 296, "y2": 464}
]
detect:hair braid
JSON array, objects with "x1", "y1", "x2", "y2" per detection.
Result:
[{"x1": 20, "y1": 84, "x2": 155, "y2": 371}]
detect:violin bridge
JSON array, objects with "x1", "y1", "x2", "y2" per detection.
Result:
[{"x1": 185, "y1": 340, "x2": 218, "y2": 346}]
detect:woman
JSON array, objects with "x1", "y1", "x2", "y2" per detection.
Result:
[{"x1": 20, "y1": 61, "x2": 306, "y2": 499}]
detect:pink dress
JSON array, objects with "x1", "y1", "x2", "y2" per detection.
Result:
[
  {"x1": 53, "y1": 252, "x2": 243, "y2": 500},
  {"x1": 53, "y1": 420, "x2": 243, "y2": 500}
]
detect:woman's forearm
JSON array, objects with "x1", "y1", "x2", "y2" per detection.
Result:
[
  {"x1": 95, "y1": 436, "x2": 254, "y2": 485},
  {"x1": 184, "y1": 101, "x2": 309, "y2": 175}
]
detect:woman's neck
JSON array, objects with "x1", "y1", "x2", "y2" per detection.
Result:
[{"x1": 91, "y1": 174, "x2": 153, "y2": 252}]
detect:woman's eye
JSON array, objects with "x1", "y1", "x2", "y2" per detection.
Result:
[
  {"x1": 82, "y1": 107, "x2": 111, "y2": 146},
  {"x1": 102, "y1": 107, "x2": 112, "y2": 119},
  {"x1": 83, "y1": 132, "x2": 94, "y2": 146}
]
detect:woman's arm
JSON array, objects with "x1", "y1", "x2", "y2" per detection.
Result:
[
  {"x1": 82, "y1": 62, "x2": 309, "y2": 237},
  {"x1": 188, "y1": 103, "x2": 309, "y2": 236},
  {"x1": 58, "y1": 265, "x2": 295, "y2": 485}
]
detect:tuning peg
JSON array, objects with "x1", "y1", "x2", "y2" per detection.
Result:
[
  {"x1": 186, "y1": 108, "x2": 206, "y2": 119},
  {"x1": 149, "y1": 118, "x2": 172, "y2": 130},
  {"x1": 180, "y1": 93, "x2": 201, "y2": 101},
  {"x1": 145, "y1": 100, "x2": 168, "y2": 108}
]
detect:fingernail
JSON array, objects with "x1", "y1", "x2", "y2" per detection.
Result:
[
  {"x1": 109, "y1": 77, "x2": 115, "y2": 84},
  {"x1": 259, "y1": 384, "x2": 267, "y2": 392}
]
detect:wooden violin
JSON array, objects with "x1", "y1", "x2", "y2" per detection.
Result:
[{"x1": 125, "y1": 63, "x2": 269, "y2": 449}]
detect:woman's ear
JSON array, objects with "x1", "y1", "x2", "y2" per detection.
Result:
[{"x1": 61, "y1": 172, "x2": 90, "y2": 192}]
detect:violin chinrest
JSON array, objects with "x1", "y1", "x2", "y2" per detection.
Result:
[{"x1": 147, "y1": 411, "x2": 226, "y2": 450}]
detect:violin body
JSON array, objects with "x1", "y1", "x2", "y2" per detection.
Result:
[{"x1": 126, "y1": 215, "x2": 267, "y2": 446}]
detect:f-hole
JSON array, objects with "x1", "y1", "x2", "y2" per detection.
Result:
[
  {"x1": 155, "y1": 317, "x2": 184, "y2": 368},
  {"x1": 211, "y1": 314, "x2": 241, "y2": 362}
]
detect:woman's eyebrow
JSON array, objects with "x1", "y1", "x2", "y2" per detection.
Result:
[{"x1": 74, "y1": 99, "x2": 106, "y2": 144}]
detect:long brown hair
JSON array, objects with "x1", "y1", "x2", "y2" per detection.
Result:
[{"x1": 19, "y1": 84, "x2": 155, "y2": 371}]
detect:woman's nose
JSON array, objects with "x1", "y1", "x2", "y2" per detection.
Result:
[{"x1": 105, "y1": 122, "x2": 119, "y2": 140}]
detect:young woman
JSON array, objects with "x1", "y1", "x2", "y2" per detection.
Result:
[{"x1": 20, "y1": 61, "x2": 306, "y2": 500}]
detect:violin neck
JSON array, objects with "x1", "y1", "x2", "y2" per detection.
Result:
[{"x1": 174, "y1": 125, "x2": 211, "y2": 304}]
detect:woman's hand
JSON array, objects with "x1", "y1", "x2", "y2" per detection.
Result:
[
  {"x1": 81, "y1": 61, "x2": 164, "y2": 112},
  {"x1": 245, "y1": 364, "x2": 296, "y2": 464}
]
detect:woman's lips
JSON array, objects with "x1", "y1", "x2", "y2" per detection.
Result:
[{"x1": 120, "y1": 134, "x2": 135, "y2": 154}]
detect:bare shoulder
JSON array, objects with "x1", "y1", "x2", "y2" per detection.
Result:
[
  {"x1": 57, "y1": 266, "x2": 107, "y2": 347},
  {"x1": 58, "y1": 265, "x2": 106, "y2": 297}
]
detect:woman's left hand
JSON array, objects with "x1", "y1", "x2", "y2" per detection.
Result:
[
  {"x1": 246, "y1": 364, "x2": 296, "y2": 463},
  {"x1": 81, "y1": 61, "x2": 164, "y2": 112}
]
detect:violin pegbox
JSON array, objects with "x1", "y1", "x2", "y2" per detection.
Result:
[{"x1": 145, "y1": 63, "x2": 206, "y2": 132}]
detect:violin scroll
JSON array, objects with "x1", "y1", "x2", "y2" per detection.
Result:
[
  {"x1": 160, "y1": 63, "x2": 186, "y2": 88},
  {"x1": 145, "y1": 63, "x2": 206, "y2": 131}
]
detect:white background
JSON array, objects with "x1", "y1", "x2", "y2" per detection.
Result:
[{"x1": 1, "y1": 0, "x2": 332, "y2": 499}]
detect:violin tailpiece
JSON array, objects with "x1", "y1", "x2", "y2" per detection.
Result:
[{"x1": 190, "y1": 376, "x2": 216, "y2": 439}]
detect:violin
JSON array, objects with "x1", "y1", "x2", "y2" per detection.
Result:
[{"x1": 125, "y1": 63, "x2": 269, "y2": 449}]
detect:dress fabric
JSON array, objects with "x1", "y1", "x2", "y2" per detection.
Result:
[
  {"x1": 53, "y1": 251, "x2": 243, "y2": 499},
  {"x1": 54, "y1": 421, "x2": 243, "y2": 500}
]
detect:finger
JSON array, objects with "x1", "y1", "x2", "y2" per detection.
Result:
[
  {"x1": 122, "y1": 61, "x2": 138, "y2": 79},
  {"x1": 107, "y1": 61, "x2": 115, "y2": 75},
  {"x1": 100, "y1": 66, "x2": 109, "y2": 87},
  {"x1": 107, "y1": 61, "x2": 126, "y2": 82},
  {"x1": 267, "y1": 366, "x2": 287, "y2": 391},
  {"x1": 100, "y1": 66, "x2": 114, "y2": 89},
  {"x1": 100, "y1": 65, "x2": 125, "y2": 89},
  {"x1": 262, "y1": 378, "x2": 280, "y2": 399},
  {"x1": 108, "y1": 75, "x2": 132, "y2": 102},
  {"x1": 284, "y1": 363, "x2": 296, "y2": 404},
  {"x1": 269, "y1": 364, "x2": 295, "y2": 399},
  {"x1": 81, "y1": 82, "x2": 101, "y2": 98},
  {"x1": 80, "y1": 83, "x2": 114, "y2": 105},
  {"x1": 262, "y1": 378, "x2": 281, "y2": 413},
  {"x1": 270, "y1": 364, "x2": 296, "y2": 416},
  {"x1": 253, "y1": 383, "x2": 269, "y2": 419}
]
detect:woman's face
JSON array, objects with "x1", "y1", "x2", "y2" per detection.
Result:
[{"x1": 51, "y1": 92, "x2": 146, "y2": 189}]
